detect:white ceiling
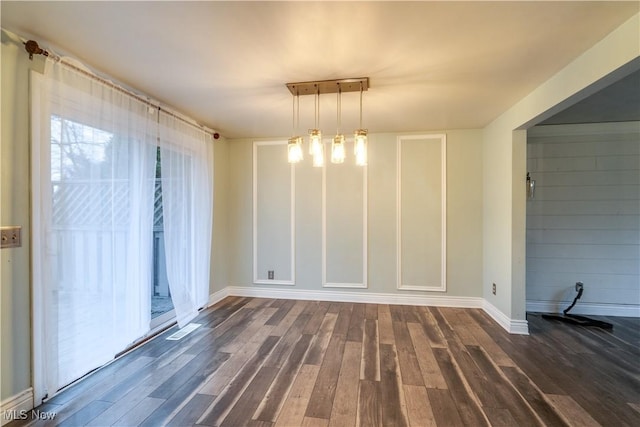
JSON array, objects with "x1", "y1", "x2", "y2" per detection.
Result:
[{"x1": 2, "y1": 1, "x2": 638, "y2": 139}]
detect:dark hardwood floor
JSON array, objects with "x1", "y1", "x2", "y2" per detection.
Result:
[{"x1": 9, "y1": 297, "x2": 640, "y2": 426}]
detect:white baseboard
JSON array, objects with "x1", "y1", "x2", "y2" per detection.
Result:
[
  {"x1": 207, "y1": 287, "x2": 230, "y2": 308},
  {"x1": 226, "y1": 285, "x2": 484, "y2": 308},
  {"x1": 0, "y1": 388, "x2": 33, "y2": 426},
  {"x1": 218, "y1": 285, "x2": 529, "y2": 335},
  {"x1": 483, "y1": 300, "x2": 530, "y2": 335},
  {"x1": 527, "y1": 300, "x2": 640, "y2": 318}
]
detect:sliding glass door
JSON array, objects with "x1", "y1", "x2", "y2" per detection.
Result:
[
  {"x1": 31, "y1": 65, "x2": 157, "y2": 400},
  {"x1": 151, "y1": 147, "x2": 175, "y2": 326},
  {"x1": 31, "y1": 60, "x2": 213, "y2": 404},
  {"x1": 48, "y1": 114, "x2": 153, "y2": 389}
]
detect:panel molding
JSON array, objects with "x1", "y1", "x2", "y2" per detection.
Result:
[
  {"x1": 252, "y1": 141, "x2": 295, "y2": 286},
  {"x1": 396, "y1": 134, "x2": 447, "y2": 291},
  {"x1": 322, "y1": 139, "x2": 368, "y2": 288}
]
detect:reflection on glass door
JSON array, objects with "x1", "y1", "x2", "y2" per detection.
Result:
[{"x1": 152, "y1": 147, "x2": 174, "y2": 322}]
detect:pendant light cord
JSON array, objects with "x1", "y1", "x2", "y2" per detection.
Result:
[
  {"x1": 296, "y1": 92, "x2": 300, "y2": 133},
  {"x1": 336, "y1": 86, "x2": 342, "y2": 134},
  {"x1": 315, "y1": 86, "x2": 319, "y2": 128},
  {"x1": 313, "y1": 86, "x2": 317, "y2": 128},
  {"x1": 359, "y1": 82, "x2": 363, "y2": 129},
  {"x1": 292, "y1": 90, "x2": 301, "y2": 134}
]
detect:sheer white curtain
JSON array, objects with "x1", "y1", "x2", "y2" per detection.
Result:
[
  {"x1": 31, "y1": 59, "x2": 157, "y2": 396},
  {"x1": 158, "y1": 112, "x2": 213, "y2": 328}
]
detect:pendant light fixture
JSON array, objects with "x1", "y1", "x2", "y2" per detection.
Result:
[
  {"x1": 353, "y1": 81, "x2": 368, "y2": 166},
  {"x1": 331, "y1": 86, "x2": 346, "y2": 164},
  {"x1": 312, "y1": 137, "x2": 325, "y2": 167},
  {"x1": 285, "y1": 77, "x2": 369, "y2": 166},
  {"x1": 287, "y1": 91, "x2": 303, "y2": 163},
  {"x1": 309, "y1": 85, "x2": 324, "y2": 167}
]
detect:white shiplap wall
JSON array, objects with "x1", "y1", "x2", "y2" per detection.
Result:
[{"x1": 526, "y1": 122, "x2": 640, "y2": 316}]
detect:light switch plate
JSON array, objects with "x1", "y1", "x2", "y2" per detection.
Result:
[{"x1": 1, "y1": 226, "x2": 22, "y2": 249}]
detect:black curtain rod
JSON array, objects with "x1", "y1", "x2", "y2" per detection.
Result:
[{"x1": 24, "y1": 39, "x2": 220, "y2": 139}]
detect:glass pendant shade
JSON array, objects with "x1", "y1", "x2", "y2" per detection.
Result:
[
  {"x1": 287, "y1": 136, "x2": 303, "y2": 163},
  {"x1": 354, "y1": 129, "x2": 368, "y2": 166},
  {"x1": 309, "y1": 129, "x2": 322, "y2": 156},
  {"x1": 331, "y1": 134, "x2": 346, "y2": 164},
  {"x1": 312, "y1": 142, "x2": 325, "y2": 167},
  {"x1": 285, "y1": 77, "x2": 369, "y2": 165}
]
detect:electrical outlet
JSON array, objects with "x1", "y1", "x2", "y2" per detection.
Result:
[
  {"x1": 0, "y1": 226, "x2": 22, "y2": 249},
  {"x1": 492, "y1": 283, "x2": 496, "y2": 295},
  {"x1": 268, "y1": 270, "x2": 274, "y2": 280}
]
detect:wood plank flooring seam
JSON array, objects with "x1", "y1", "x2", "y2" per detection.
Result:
[
  {"x1": 196, "y1": 335, "x2": 282, "y2": 426},
  {"x1": 253, "y1": 334, "x2": 316, "y2": 422}
]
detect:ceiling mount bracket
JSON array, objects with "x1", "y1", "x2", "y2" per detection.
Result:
[{"x1": 286, "y1": 77, "x2": 369, "y2": 96}]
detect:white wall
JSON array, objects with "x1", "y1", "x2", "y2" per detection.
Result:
[
  {"x1": 526, "y1": 122, "x2": 640, "y2": 316},
  {"x1": 227, "y1": 130, "x2": 484, "y2": 299},
  {"x1": 483, "y1": 13, "x2": 639, "y2": 323},
  {"x1": 211, "y1": 135, "x2": 230, "y2": 294},
  {"x1": 1, "y1": 28, "x2": 38, "y2": 404}
]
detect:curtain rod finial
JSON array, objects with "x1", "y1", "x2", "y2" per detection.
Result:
[{"x1": 24, "y1": 40, "x2": 48, "y2": 60}]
